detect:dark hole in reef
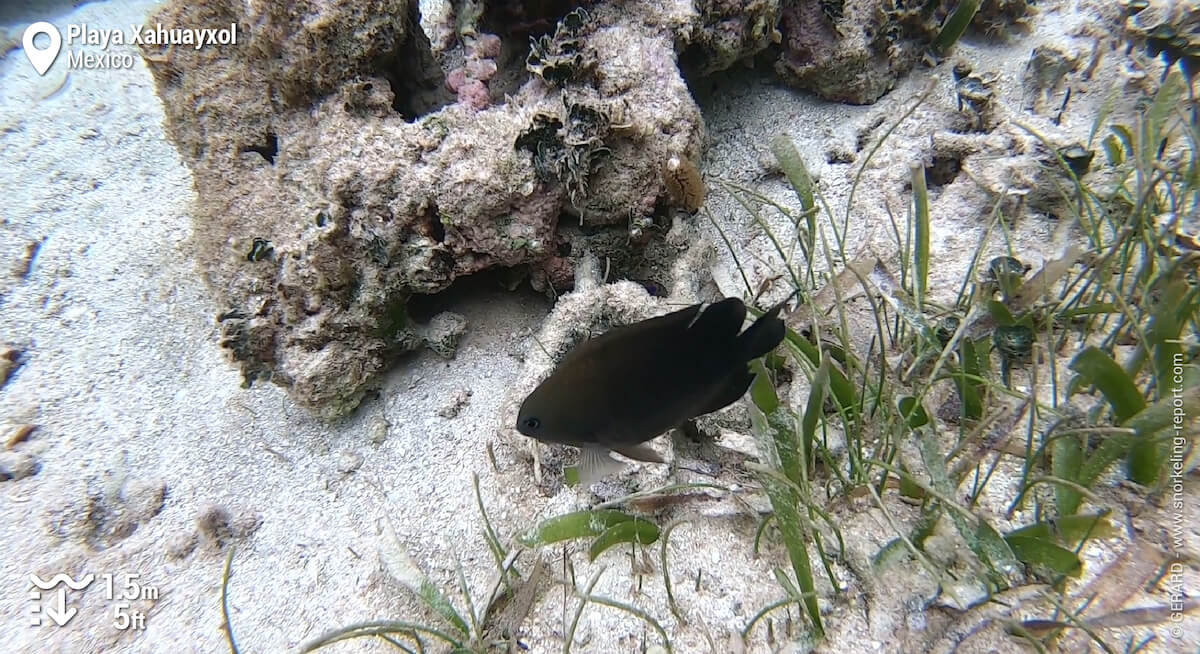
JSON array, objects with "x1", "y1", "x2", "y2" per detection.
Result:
[
  {"x1": 377, "y1": 3, "x2": 453, "y2": 120},
  {"x1": 380, "y1": 52, "x2": 453, "y2": 119},
  {"x1": 478, "y1": 0, "x2": 580, "y2": 40},
  {"x1": 405, "y1": 266, "x2": 551, "y2": 324},
  {"x1": 925, "y1": 155, "x2": 963, "y2": 188},
  {"x1": 688, "y1": 63, "x2": 776, "y2": 121},
  {"x1": 677, "y1": 44, "x2": 712, "y2": 86},
  {"x1": 242, "y1": 133, "x2": 278, "y2": 164},
  {"x1": 474, "y1": 2, "x2": 589, "y2": 106},
  {"x1": 425, "y1": 207, "x2": 446, "y2": 243},
  {"x1": 678, "y1": 18, "x2": 786, "y2": 93},
  {"x1": 638, "y1": 280, "x2": 668, "y2": 297},
  {"x1": 485, "y1": 32, "x2": 536, "y2": 102}
]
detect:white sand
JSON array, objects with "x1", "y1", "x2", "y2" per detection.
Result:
[{"x1": 1, "y1": 0, "x2": 1195, "y2": 653}]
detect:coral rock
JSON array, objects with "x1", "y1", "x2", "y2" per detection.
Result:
[
  {"x1": 678, "y1": 0, "x2": 783, "y2": 77},
  {"x1": 142, "y1": 1, "x2": 702, "y2": 416},
  {"x1": 141, "y1": 0, "x2": 560, "y2": 416}
]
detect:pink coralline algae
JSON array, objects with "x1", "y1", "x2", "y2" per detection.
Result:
[
  {"x1": 447, "y1": 32, "x2": 501, "y2": 110},
  {"x1": 457, "y1": 79, "x2": 491, "y2": 110}
]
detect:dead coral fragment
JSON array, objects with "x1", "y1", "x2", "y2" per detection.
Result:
[
  {"x1": 953, "y1": 62, "x2": 996, "y2": 131},
  {"x1": 1057, "y1": 144, "x2": 1095, "y2": 177},
  {"x1": 437, "y1": 388, "x2": 473, "y2": 418},
  {"x1": 196, "y1": 504, "x2": 261, "y2": 550},
  {"x1": 0, "y1": 346, "x2": 24, "y2": 389},
  {"x1": 0, "y1": 451, "x2": 38, "y2": 481},
  {"x1": 196, "y1": 505, "x2": 234, "y2": 548},
  {"x1": 526, "y1": 8, "x2": 594, "y2": 87},
  {"x1": 1022, "y1": 44, "x2": 1078, "y2": 112},
  {"x1": 421, "y1": 311, "x2": 468, "y2": 359},
  {"x1": 3, "y1": 423, "x2": 35, "y2": 449}
]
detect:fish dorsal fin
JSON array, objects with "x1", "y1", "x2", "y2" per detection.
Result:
[
  {"x1": 558, "y1": 303, "x2": 703, "y2": 366},
  {"x1": 684, "y1": 297, "x2": 746, "y2": 347}
]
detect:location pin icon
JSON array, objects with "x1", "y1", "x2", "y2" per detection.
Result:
[{"x1": 23, "y1": 22, "x2": 62, "y2": 76}]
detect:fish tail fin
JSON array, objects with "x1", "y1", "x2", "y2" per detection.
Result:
[{"x1": 736, "y1": 290, "x2": 797, "y2": 362}]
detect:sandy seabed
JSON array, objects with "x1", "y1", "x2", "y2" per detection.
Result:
[{"x1": 1, "y1": 0, "x2": 1197, "y2": 653}]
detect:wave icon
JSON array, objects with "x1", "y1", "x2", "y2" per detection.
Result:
[{"x1": 29, "y1": 573, "x2": 94, "y2": 590}]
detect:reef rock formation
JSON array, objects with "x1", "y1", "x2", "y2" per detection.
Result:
[
  {"x1": 775, "y1": 0, "x2": 1034, "y2": 105},
  {"x1": 142, "y1": 0, "x2": 703, "y2": 416}
]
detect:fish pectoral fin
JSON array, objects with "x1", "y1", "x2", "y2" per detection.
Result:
[
  {"x1": 577, "y1": 447, "x2": 627, "y2": 486},
  {"x1": 611, "y1": 443, "x2": 666, "y2": 464}
]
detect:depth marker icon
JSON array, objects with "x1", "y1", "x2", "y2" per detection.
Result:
[{"x1": 29, "y1": 573, "x2": 94, "y2": 627}]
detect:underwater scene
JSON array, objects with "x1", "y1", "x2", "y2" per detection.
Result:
[{"x1": 1, "y1": 0, "x2": 1198, "y2": 652}]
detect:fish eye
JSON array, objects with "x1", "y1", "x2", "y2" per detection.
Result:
[{"x1": 522, "y1": 417, "x2": 541, "y2": 431}]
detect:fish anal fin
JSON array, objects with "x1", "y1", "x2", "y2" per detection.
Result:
[
  {"x1": 577, "y1": 447, "x2": 626, "y2": 486},
  {"x1": 611, "y1": 442, "x2": 666, "y2": 463}
]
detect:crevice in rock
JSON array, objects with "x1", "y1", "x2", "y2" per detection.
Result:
[
  {"x1": 677, "y1": 43, "x2": 714, "y2": 86},
  {"x1": 406, "y1": 266, "x2": 549, "y2": 323},
  {"x1": 478, "y1": 1, "x2": 580, "y2": 40},
  {"x1": 486, "y1": 34, "x2": 536, "y2": 101},
  {"x1": 925, "y1": 154, "x2": 963, "y2": 188},
  {"x1": 422, "y1": 203, "x2": 446, "y2": 243},
  {"x1": 379, "y1": 4, "x2": 454, "y2": 120},
  {"x1": 688, "y1": 63, "x2": 775, "y2": 121},
  {"x1": 242, "y1": 133, "x2": 278, "y2": 164},
  {"x1": 554, "y1": 221, "x2": 680, "y2": 297}
]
